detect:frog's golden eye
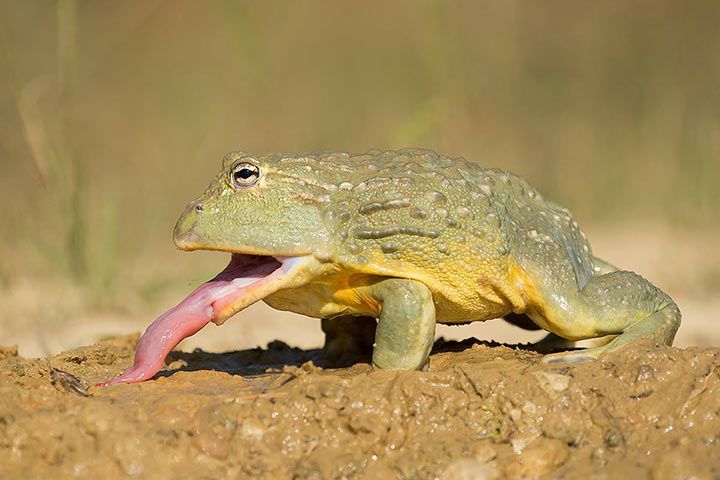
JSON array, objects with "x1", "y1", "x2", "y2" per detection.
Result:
[{"x1": 231, "y1": 162, "x2": 260, "y2": 188}]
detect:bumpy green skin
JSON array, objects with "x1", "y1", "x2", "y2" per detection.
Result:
[{"x1": 174, "y1": 149, "x2": 681, "y2": 368}]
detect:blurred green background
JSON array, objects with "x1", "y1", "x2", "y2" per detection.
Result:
[{"x1": 1, "y1": 1, "x2": 718, "y2": 355}]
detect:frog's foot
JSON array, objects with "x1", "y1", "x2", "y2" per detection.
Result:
[
  {"x1": 321, "y1": 316, "x2": 376, "y2": 366},
  {"x1": 542, "y1": 302, "x2": 679, "y2": 363},
  {"x1": 99, "y1": 254, "x2": 312, "y2": 386},
  {"x1": 534, "y1": 333, "x2": 616, "y2": 356},
  {"x1": 542, "y1": 344, "x2": 611, "y2": 363}
]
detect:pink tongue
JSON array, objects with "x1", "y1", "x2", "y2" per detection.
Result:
[{"x1": 98, "y1": 256, "x2": 280, "y2": 386}]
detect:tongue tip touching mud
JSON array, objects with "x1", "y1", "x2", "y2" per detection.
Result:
[{"x1": 100, "y1": 254, "x2": 301, "y2": 386}]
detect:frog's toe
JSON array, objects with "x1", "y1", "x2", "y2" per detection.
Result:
[
  {"x1": 535, "y1": 333, "x2": 617, "y2": 356},
  {"x1": 541, "y1": 347, "x2": 606, "y2": 363},
  {"x1": 542, "y1": 353, "x2": 592, "y2": 363}
]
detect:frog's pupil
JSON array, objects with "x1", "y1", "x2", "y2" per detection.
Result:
[{"x1": 236, "y1": 169, "x2": 254, "y2": 179}]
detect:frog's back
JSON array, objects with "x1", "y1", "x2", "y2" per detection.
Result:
[{"x1": 255, "y1": 148, "x2": 585, "y2": 323}]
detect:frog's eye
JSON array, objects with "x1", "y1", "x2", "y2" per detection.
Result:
[{"x1": 231, "y1": 162, "x2": 260, "y2": 188}]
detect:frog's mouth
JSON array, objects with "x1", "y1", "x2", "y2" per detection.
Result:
[{"x1": 99, "y1": 254, "x2": 310, "y2": 386}]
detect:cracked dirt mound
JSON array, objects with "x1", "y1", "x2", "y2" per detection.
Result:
[{"x1": 0, "y1": 336, "x2": 718, "y2": 479}]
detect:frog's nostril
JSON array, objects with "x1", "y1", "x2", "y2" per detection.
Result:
[{"x1": 194, "y1": 203, "x2": 204, "y2": 212}]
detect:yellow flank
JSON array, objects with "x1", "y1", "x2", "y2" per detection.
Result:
[{"x1": 506, "y1": 260, "x2": 549, "y2": 327}]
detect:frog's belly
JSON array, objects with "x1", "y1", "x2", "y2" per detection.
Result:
[
  {"x1": 263, "y1": 281, "x2": 514, "y2": 324},
  {"x1": 430, "y1": 282, "x2": 515, "y2": 324},
  {"x1": 263, "y1": 283, "x2": 371, "y2": 319}
]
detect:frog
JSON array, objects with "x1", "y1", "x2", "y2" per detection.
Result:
[{"x1": 101, "y1": 149, "x2": 680, "y2": 385}]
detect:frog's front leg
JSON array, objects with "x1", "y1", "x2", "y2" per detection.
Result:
[{"x1": 369, "y1": 278, "x2": 436, "y2": 370}]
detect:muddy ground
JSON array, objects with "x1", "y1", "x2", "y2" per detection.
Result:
[{"x1": 1, "y1": 335, "x2": 718, "y2": 480}]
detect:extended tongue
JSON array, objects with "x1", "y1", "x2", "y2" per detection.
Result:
[{"x1": 98, "y1": 255, "x2": 285, "y2": 386}]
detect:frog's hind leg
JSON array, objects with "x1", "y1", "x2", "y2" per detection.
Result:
[
  {"x1": 514, "y1": 244, "x2": 680, "y2": 362},
  {"x1": 532, "y1": 255, "x2": 621, "y2": 356},
  {"x1": 592, "y1": 256, "x2": 619, "y2": 276},
  {"x1": 322, "y1": 315, "x2": 376, "y2": 365},
  {"x1": 511, "y1": 256, "x2": 621, "y2": 354},
  {"x1": 529, "y1": 268, "x2": 680, "y2": 362},
  {"x1": 504, "y1": 307, "x2": 617, "y2": 354}
]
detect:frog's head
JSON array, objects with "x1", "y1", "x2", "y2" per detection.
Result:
[
  {"x1": 171, "y1": 152, "x2": 335, "y2": 326},
  {"x1": 100, "y1": 153, "x2": 349, "y2": 385},
  {"x1": 174, "y1": 152, "x2": 333, "y2": 257}
]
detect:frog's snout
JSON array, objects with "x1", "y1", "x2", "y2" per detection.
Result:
[
  {"x1": 174, "y1": 201, "x2": 203, "y2": 250},
  {"x1": 174, "y1": 228, "x2": 201, "y2": 250}
]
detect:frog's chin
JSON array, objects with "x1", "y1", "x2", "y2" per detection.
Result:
[{"x1": 98, "y1": 253, "x2": 312, "y2": 386}]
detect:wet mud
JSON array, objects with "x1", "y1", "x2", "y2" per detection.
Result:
[{"x1": 1, "y1": 335, "x2": 718, "y2": 479}]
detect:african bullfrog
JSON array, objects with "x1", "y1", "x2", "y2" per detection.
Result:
[{"x1": 101, "y1": 149, "x2": 680, "y2": 385}]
